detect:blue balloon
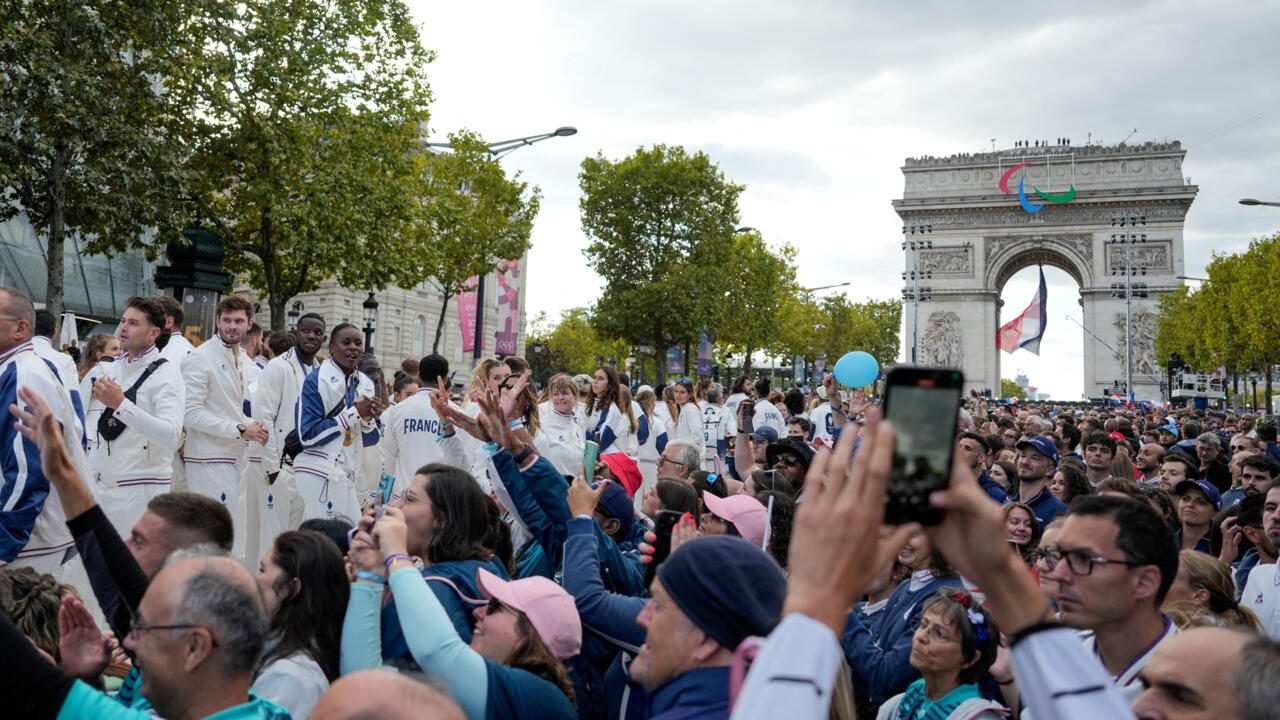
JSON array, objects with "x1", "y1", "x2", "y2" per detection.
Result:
[{"x1": 833, "y1": 351, "x2": 879, "y2": 388}]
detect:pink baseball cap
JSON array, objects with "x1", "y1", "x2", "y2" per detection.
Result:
[
  {"x1": 702, "y1": 492, "x2": 768, "y2": 548},
  {"x1": 476, "y1": 568, "x2": 582, "y2": 660}
]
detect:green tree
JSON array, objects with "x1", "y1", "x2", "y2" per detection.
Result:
[
  {"x1": 580, "y1": 145, "x2": 741, "y2": 383},
  {"x1": 814, "y1": 295, "x2": 902, "y2": 370},
  {"x1": 172, "y1": 0, "x2": 434, "y2": 328},
  {"x1": 0, "y1": 0, "x2": 191, "y2": 322},
  {"x1": 411, "y1": 132, "x2": 540, "y2": 353},
  {"x1": 1000, "y1": 378, "x2": 1028, "y2": 401},
  {"x1": 715, "y1": 231, "x2": 796, "y2": 373},
  {"x1": 528, "y1": 308, "x2": 629, "y2": 377}
]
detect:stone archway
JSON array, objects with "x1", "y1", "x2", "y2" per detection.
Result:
[{"x1": 895, "y1": 142, "x2": 1197, "y2": 401}]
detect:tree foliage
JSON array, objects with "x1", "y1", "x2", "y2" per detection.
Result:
[
  {"x1": 1156, "y1": 232, "x2": 1280, "y2": 402},
  {"x1": 0, "y1": 0, "x2": 191, "y2": 321},
  {"x1": 579, "y1": 144, "x2": 741, "y2": 382},
  {"x1": 527, "y1": 308, "x2": 630, "y2": 377},
  {"x1": 412, "y1": 132, "x2": 539, "y2": 352},
  {"x1": 172, "y1": 0, "x2": 434, "y2": 328},
  {"x1": 714, "y1": 230, "x2": 796, "y2": 371},
  {"x1": 1000, "y1": 378, "x2": 1028, "y2": 402}
]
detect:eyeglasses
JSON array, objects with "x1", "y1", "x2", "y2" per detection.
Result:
[
  {"x1": 486, "y1": 597, "x2": 508, "y2": 615},
  {"x1": 658, "y1": 457, "x2": 686, "y2": 468},
  {"x1": 776, "y1": 454, "x2": 801, "y2": 466},
  {"x1": 1039, "y1": 545, "x2": 1143, "y2": 576},
  {"x1": 915, "y1": 618, "x2": 958, "y2": 644},
  {"x1": 128, "y1": 621, "x2": 219, "y2": 646}
]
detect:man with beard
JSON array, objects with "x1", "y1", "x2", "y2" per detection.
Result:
[
  {"x1": 241, "y1": 312, "x2": 326, "y2": 566},
  {"x1": 1135, "y1": 442, "x2": 1165, "y2": 486},
  {"x1": 181, "y1": 295, "x2": 269, "y2": 526},
  {"x1": 1008, "y1": 436, "x2": 1067, "y2": 525},
  {"x1": 1243, "y1": 481, "x2": 1280, "y2": 639}
]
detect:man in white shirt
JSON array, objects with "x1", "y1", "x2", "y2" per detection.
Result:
[
  {"x1": 238, "y1": 312, "x2": 326, "y2": 567},
  {"x1": 88, "y1": 296, "x2": 185, "y2": 536},
  {"x1": 808, "y1": 379, "x2": 837, "y2": 447},
  {"x1": 751, "y1": 378, "x2": 785, "y2": 436},
  {"x1": 181, "y1": 295, "x2": 269, "y2": 525},
  {"x1": 1243, "y1": 482, "x2": 1280, "y2": 639},
  {"x1": 380, "y1": 354, "x2": 468, "y2": 501},
  {"x1": 31, "y1": 309, "x2": 84, "y2": 444},
  {"x1": 155, "y1": 295, "x2": 195, "y2": 365},
  {"x1": 1037, "y1": 494, "x2": 1180, "y2": 707}
]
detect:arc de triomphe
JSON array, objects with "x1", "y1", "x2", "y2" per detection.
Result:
[{"x1": 894, "y1": 141, "x2": 1197, "y2": 401}]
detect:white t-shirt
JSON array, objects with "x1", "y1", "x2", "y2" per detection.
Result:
[
  {"x1": 1243, "y1": 562, "x2": 1280, "y2": 640},
  {"x1": 810, "y1": 403, "x2": 837, "y2": 447},
  {"x1": 753, "y1": 399, "x2": 786, "y2": 436}
]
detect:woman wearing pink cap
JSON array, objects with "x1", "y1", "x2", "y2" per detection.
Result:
[{"x1": 343, "y1": 507, "x2": 580, "y2": 720}]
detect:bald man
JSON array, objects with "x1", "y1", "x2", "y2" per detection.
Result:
[
  {"x1": 1136, "y1": 442, "x2": 1165, "y2": 485},
  {"x1": 312, "y1": 670, "x2": 465, "y2": 720},
  {"x1": 0, "y1": 554, "x2": 287, "y2": 719},
  {"x1": 1131, "y1": 626, "x2": 1254, "y2": 719}
]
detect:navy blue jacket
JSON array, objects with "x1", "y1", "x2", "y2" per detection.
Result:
[
  {"x1": 843, "y1": 572, "x2": 959, "y2": 707},
  {"x1": 977, "y1": 470, "x2": 1008, "y2": 503},
  {"x1": 484, "y1": 657, "x2": 576, "y2": 720},
  {"x1": 649, "y1": 667, "x2": 731, "y2": 720},
  {"x1": 1009, "y1": 485, "x2": 1068, "y2": 526}
]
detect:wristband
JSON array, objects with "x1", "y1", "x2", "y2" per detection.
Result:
[
  {"x1": 356, "y1": 570, "x2": 386, "y2": 585},
  {"x1": 508, "y1": 418, "x2": 525, "y2": 429},
  {"x1": 384, "y1": 553, "x2": 413, "y2": 571},
  {"x1": 512, "y1": 445, "x2": 534, "y2": 465},
  {"x1": 483, "y1": 441, "x2": 499, "y2": 457},
  {"x1": 440, "y1": 421, "x2": 454, "y2": 434}
]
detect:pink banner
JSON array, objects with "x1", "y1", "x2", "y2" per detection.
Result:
[
  {"x1": 494, "y1": 260, "x2": 521, "y2": 356},
  {"x1": 457, "y1": 276, "x2": 479, "y2": 354}
]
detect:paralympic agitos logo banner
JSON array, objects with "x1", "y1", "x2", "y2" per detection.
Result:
[{"x1": 999, "y1": 161, "x2": 1076, "y2": 214}]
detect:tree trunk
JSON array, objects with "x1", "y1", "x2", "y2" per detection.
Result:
[
  {"x1": 743, "y1": 345, "x2": 754, "y2": 374},
  {"x1": 46, "y1": 146, "x2": 68, "y2": 326},
  {"x1": 1267, "y1": 364, "x2": 1273, "y2": 414},
  {"x1": 432, "y1": 290, "x2": 453, "y2": 354}
]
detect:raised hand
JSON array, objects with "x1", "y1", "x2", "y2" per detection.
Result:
[
  {"x1": 783, "y1": 407, "x2": 916, "y2": 634},
  {"x1": 372, "y1": 506, "x2": 410, "y2": 559},
  {"x1": 58, "y1": 596, "x2": 111, "y2": 680},
  {"x1": 500, "y1": 370, "x2": 532, "y2": 419},
  {"x1": 568, "y1": 473, "x2": 608, "y2": 517}
]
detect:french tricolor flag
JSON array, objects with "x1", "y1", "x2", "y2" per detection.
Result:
[{"x1": 997, "y1": 267, "x2": 1048, "y2": 355}]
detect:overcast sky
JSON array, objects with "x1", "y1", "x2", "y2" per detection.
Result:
[{"x1": 408, "y1": 0, "x2": 1280, "y2": 400}]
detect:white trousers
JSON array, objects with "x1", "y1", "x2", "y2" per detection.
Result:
[
  {"x1": 235, "y1": 462, "x2": 304, "y2": 568},
  {"x1": 98, "y1": 480, "x2": 171, "y2": 539},
  {"x1": 295, "y1": 465, "x2": 361, "y2": 524}
]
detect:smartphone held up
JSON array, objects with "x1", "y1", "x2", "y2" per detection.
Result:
[{"x1": 880, "y1": 366, "x2": 963, "y2": 526}]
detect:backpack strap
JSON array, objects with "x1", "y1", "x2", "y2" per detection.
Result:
[{"x1": 123, "y1": 359, "x2": 168, "y2": 402}]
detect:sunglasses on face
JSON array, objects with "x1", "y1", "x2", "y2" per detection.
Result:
[{"x1": 777, "y1": 454, "x2": 801, "y2": 466}]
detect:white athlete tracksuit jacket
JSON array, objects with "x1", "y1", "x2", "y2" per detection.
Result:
[
  {"x1": 87, "y1": 345, "x2": 185, "y2": 537},
  {"x1": 0, "y1": 342, "x2": 93, "y2": 575},
  {"x1": 293, "y1": 359, "x2": 379, "y2": 522},
  {"x1": 181, "y1": 337, "x2": 255, "y2": 516},
  {"x1": 32, "y1": 335, "x2": 85, "y2": 447},
  {"x1": 235, "y1": 348, "x2": 314, "y2": 567}
]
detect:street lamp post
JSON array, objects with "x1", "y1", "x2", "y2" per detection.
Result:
[
  {"x1": 419, "y1": 126, "x2": 577, "y2": 366},
  {"x1": 803, "y1": 282, "x2": 851, "y2": 293},
  {"x1": 362, "y1": 291, "x2": 379, "y2": 352},
  {"x1": 1239, "y1": 198, "x2": 1280, "y2": 208},
  {"x1": 902, "y1": 224, "x2": 933, "y2": 363},
  {"x1": 1111, "y1": 214, "x2": 1147, "y2": 403},
  {"x1": 287, "y1": 301, "x2": 303, "y2": 331}
]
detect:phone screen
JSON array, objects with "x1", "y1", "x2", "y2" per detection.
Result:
[{"x1": 882, "y1": 368, "x2": 963, "y2": 525}]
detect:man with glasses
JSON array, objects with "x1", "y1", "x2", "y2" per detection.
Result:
[
  {"x1": 1195, "y1": 432, "x2": 1232, "y2": 493},
  {"x1": 0, "y1": 553, "x2": 285, "y2": 719},
  {"x1": 1040, "y1": 494, "x2": 1179, "y2": 707},
  {"x1": 1000, "y1": 426, "x2": 1020, "y2": 449},
  {"x1": 765, "y1": 437, "x2": 815, "y2": 496},
  {"x1": 1243, "y1": 481, "x2": 1280, "y2": 639},
  {"x1": 658, "y1": 438, "x2": 700, "y2": 481}
]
